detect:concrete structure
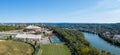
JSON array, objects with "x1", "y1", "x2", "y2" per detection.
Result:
[
  {"x1": 113, "y1": 35, "x2": 120, "y2": 39},
  {"x1": 24, "y1": 25, "x2": 42, "y2": 34},
  {"x1": 15, "y1": 34, "x2": 41, "y2": 40},
  {"x1": 26, "y1": 25, "x2": 41, "y2": 29},
  {"x1": 44, "y1": 30, "x2": 53, "y2": 35}
]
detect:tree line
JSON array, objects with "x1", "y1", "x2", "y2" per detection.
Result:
[
  {"x1": 0, "y1": 25, "x2": 23, "y2": 31},
  {"x1": 55, "y1": 23, "x2": 120, "y2": 47}
]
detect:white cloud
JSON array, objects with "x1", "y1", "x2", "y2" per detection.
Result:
[{"x1": 65, "y1": 0, "x2": 120, "y2": 23}]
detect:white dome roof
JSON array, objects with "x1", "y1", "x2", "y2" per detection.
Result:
[{"x1": 26, "y1": 25, "x2": 41, "y2": 29}]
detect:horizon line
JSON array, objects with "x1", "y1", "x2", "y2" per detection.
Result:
[{"x1": 0, "y1": 22, "x2": 120, "y2": 24}]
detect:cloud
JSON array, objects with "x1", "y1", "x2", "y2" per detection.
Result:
[{"x1": 65, "y1": 0, "x2": 120, "y2": 23}]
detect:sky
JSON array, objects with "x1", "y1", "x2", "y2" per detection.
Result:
[{"x1": 0, "y1": 0, "x2": 120, "y2": 23}]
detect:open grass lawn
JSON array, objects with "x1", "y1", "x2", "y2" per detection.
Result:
[
  {"x1": 41, "y1": 44, "x2": 71, "y2": 55},
  {"x1": 0, "y1": 40, "x2": 34, "y2": 55}
]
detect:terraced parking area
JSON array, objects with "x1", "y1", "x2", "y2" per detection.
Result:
[{"x1": 41, "y1": 44, "x2": 71, "y2": 55}]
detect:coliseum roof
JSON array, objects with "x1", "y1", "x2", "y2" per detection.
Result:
[{"x1": 26, "y1": 25, "x2": 41, "y2": 29}]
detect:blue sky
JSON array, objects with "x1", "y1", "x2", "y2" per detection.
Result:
[{"x1": 0, "y1": 0, "x2": 120, "y2": 23}]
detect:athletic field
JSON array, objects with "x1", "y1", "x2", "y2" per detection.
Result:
[{"x1": 41, "y1": 44, "x2": 71, "y2": 55}]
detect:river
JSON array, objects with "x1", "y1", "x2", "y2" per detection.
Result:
[{"x1": 82, "y1": 32, "x2": 120, "y2": 55}]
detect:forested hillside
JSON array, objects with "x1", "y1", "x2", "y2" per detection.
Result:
[
  {"x1": 46, "y1": 26, "x2": 112, "y2": 55},
  {"x1": 54, "y1": 23, "x2": 120, "y2": 46}
]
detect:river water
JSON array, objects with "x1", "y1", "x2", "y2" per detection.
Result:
[{"x1": 82, "y1": 32, "x2": 120, "y2": 55}]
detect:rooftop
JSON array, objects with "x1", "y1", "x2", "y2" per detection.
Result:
[
  {"x1": 15, "y1": 34, "x2": 41, "y2": 39},
  {"x1": 26, "y1": 25, "x2": 41, "y2": 29}
]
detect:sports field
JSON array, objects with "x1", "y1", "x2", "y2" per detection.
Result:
[
  {"x1": 0, "y1": 40, "x2": 34, "y2": 55},
  {"x1": 41, "y1": 44, "x2": 71, "y2": 55}
]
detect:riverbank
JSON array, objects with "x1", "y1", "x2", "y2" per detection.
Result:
[
  {"x1": 82, "y1": 32, "x2": 120, "y2": 55},
  {"x1": 50, "y1": 26, "x2": 113, "y2": 55},
  {"x1": 80, "y1": 30, "x2": 120, "y2": 47}
]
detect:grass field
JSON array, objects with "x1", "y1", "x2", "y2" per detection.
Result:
[
  {"x1": 41, "y1": 44, "x2": 71, "y2": 55},
  {"x1": 0, "y1": 40, "x2": 34, "y2": 55}
]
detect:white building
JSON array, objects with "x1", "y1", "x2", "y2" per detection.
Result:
[
  {"x1": 113, "y1": 35, "x2": 120, "y2": 39},
  {"x1": 15, "y1": 34, "x2": 41, "y2": 40},
  {"x1": 26, "y1": 25, "x2": 41, "y2": 29},
  {"x1": 24, "y1": 25, "x2": 42, "y2": 33}
]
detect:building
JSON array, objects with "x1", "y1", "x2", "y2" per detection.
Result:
[
  {"x1": 15, "y1": 34, "x2": 41, "y2": 40},
  {"x1": 113, "y1": 35, "x2": 120, "y2": 39},
  {"x1": 23, "y1": 25, "x2": 42, "y2": 34},
  {"x1": 44, "y1": 30, "x2": 53, "y2": 35}
]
